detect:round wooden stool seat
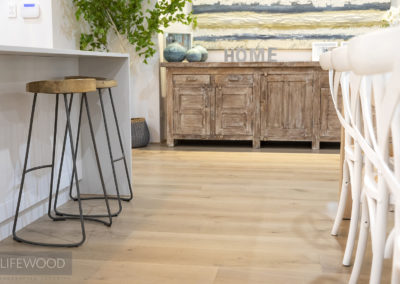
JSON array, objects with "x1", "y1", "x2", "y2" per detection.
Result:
[
  {"x1": 26, "y1": 79, "x2": 97, "y2": 94},
  {"x1": 65, "y1": 76, "x2": 118, "y2": 89}
]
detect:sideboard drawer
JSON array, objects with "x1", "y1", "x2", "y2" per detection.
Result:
[
  {"x1": 215, "y1": 74, "x2": 253, "y2": 86},
  {"x1": 173, "y1": 75, "x2": 210, "y2": 86}
]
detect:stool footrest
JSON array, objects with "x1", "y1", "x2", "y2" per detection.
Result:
[
  {"x1": 113, "y1": 157, "x2": 124, "y2": 163},
  {"x1": 25, "y1": 164, "x2": 52, "y2": 174}
]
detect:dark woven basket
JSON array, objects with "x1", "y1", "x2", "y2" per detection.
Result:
[{"x1": 131, "y1": 118, "x2": 150, "y2": 148}]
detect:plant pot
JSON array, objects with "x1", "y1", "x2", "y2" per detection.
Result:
[{"x1": 131, "y1": 118, "x2": 150, "y2": 148}]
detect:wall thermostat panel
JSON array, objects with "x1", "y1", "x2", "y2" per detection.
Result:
[{"x1": 21, "y1": 1, "x2": 40, "y2": 18}]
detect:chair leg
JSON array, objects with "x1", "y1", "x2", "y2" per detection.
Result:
[
  {"x1": 393, "y1": 258, "x2": 400, "y2": 284},
  {"x1": 66, "y1": 89, "x2": 124, "y2": 213},
  {"x1": 331, "y1": 160, "x2": 350, "y2": 236},
  {"x1": 53, "y1": 93, "x2": 74, "y2": 211},
  {"x1": 62, "y1": 93, "x2": 86, "y2": 246},
  {"x1": 53, "y1": 94, "x2": 104, "y2": 223},
  {"x1": 13, "y1": 93, "x2": 38, "y2": 241},
  {"x1": 47, "y1": 94, "x2": 59, "y2": 219},
  {"x1": 83, "y1": 93, "x2": 113, "y2": 226},
  {"x1": 392, "y1": 204, "x2": 400, "y2": 284},
  {"x1": 343, "y1": 155, "x2": 363, "y2": 266},
  {"x1": 66, "y1": 87, "x2": 133, "y2": 203},
  {"x1": 370, "y1": 185, "x2": 389, "y2": 284},
  {"x1": 54, "y1": 94, "x2": 114, "y2": 225},
  {"x1": 98, "y1": 89, "x2": 122, "y2": 215},
  {"x1": 349, "y1": 194, "x2": 369, "y2": 284},
  {"x1": 47, "y1": 94, "x2": 68, "y2": 222},
  {"x1": 384, "y1": 228, "x2": 394, "y2": 259},
  {"x1": 108, "y1": 87, "x2": 133, "y2": 201},
  {"x1": 13, "y1": 93, "x2": 86, "y2": 247}
]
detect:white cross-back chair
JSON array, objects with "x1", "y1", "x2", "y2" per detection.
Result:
[
  {"x1": 322, "y1": 26, "x2": 400, "y2": 283},
  {"x1": 391, "y1": 59, "x2": 400, "y2": 281},
  {"x1": 320, "y1": 47, "x2": 364, "y2": 268},
  {"x1": 346, "y1": 27, "x2": 400, "y2": 284}
]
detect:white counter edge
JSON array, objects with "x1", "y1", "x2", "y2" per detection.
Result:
[{"x1": 0, "y1": 45, "x2": 129, "y2": 58}]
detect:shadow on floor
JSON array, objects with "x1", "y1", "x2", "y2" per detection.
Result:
[{"x1": 137, "y1": 140, "x2": 340, "y2": 154}]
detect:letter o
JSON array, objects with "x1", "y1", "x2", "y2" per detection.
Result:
[
  {"x1": 47, "y1": 258, "x2": 57, "y2": 269},
  {"x1": 236, "y1": 48, "x2": 247, "y2": 62},
  {"x1": 36, "y1": 258, "x2": 46, "y2": 269}
]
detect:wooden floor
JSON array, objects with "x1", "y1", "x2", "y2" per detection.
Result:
[{"x1": 0, "y1": 144, "x2": 392, "y2": 283}]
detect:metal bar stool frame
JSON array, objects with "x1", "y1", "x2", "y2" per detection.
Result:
[
  {"x1": 13, "y1": 91, "x2": 87, "y2": 247},
  {"x1": 54, "y1": 79, "x2": 133, "y2": 222},
  {"x1": 52, "y1": 92, "x2": 114, "y2": 226},
  {"x1": 67, "y1": 77, "x2": 133, "y2": 202}
]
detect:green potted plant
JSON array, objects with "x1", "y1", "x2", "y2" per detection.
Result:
[{"x1": 72, "y1": 0, "x2": 196, "y2": 63}]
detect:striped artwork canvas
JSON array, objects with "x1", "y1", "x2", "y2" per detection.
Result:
[{"x1": 192, "y1": 0, "x2": 391, "y2": 49}]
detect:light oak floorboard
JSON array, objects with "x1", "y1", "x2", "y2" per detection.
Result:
[{"x1": 0, "y1": 146, "x2": 392, "y2": 283}]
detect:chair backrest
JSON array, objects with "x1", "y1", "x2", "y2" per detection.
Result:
[
  {"x1": 348, "y1": 26, "x2": 400, "y2": 75},
  {"x1": 322, "y1": 25, "x2": 400, "y2": 283},
  {"x1": 328, "y1": 46, "x2": 363, "y2": 148},
  {"x1": 347, "y1": 27, "x2": 400, "y2": 190}
]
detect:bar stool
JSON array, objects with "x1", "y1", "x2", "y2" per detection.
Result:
[
  {"x1": 13, "y1": 79, "x2": 97, "y2": 247},
  {"x1": 53, "y1": 76, "x2": 133, "y2": 221}
]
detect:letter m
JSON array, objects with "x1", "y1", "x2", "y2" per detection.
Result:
[{"x1": 250, "y1": 48, "x2": 265, "y2": 62}]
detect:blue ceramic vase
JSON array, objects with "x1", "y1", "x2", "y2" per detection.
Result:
[
  {"x1": 194, "y1": 45, "x2": 208, "y2": 62},
  {"x1": 186, "y1": 48, "x2": 202, "y2": 62},
  {"x1": 164, "y1": 42, "x2": 187, "y2": 62}
]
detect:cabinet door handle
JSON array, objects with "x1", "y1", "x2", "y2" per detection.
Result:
[
  {"x1": 186, "y1": 76, "x2": 197, "y2": 82},
  {"x1": 202, "y1": 88, "x2": 209, "y2": 108},
  {"x1": 228, "y1": 75, "x2": 240, "y2": 82},
  {"x1": 205, "y1": 96, "x2": 209, "y2": 108}
]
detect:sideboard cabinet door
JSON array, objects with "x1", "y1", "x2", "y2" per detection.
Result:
[
  {"x1": 215, "y1": 75, "x2": 254, "y2": 136},
  {"x1": 172, "y1": 85, "x2": 211, "y2": 136},
  {"x1": 172, "y1": 75, "x2": 211, "y2": 136},
  {"x1": 261, "y1": 73, "x2": 314, "y2": 140},
  {"x1": 319, "y1": 73, "x2": 342, "y2": 141}
]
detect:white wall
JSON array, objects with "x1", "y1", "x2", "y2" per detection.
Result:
[
  {"x1": 106, "y1": 0, "x2": 162, "y2": 143},
  {"x1": 158, "y1": 3, "x2": 193, "y2": 141},
  {"x1": 0, "y1": 0, "x2": 53, "y2": 48},
  {"x1": 130, "y1": 46, "x2": 161, "y2": 143},
  {"x1": 52, "y1": 0, "x2": 80, "y2": 50},
  {"x1": 0, "y1": 0, "x2": 78, "y2": 49},
  {"x1": 106, "y1": 38, "x2": 161, "y2": 143}
]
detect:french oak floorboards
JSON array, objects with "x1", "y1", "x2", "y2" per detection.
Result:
[{"x1": 0, "y1": 145, "x2": 392, "y2": 283}]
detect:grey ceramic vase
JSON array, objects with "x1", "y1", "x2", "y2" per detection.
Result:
[
  {"x1": 194, "y1": 45, "x2": 208, "y2": 62},
  {"x1": 164, "y1": 42, "x2": 187, "y2": 62},
  {"x1": 186, "y1": 48, "x2": 202, "y2": 62}
]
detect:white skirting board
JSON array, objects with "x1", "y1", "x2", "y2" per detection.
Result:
[{"x1": 0, "y1": 186, "x2": 71, "y2": 241}]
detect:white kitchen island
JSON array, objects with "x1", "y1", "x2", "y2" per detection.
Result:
[{"x1": 0, "y1": 45, "x2": 132, "y2": 240}]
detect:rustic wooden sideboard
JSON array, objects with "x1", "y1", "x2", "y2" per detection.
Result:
[{"x1": 160, "y1": 62, "x2": 340, "y2": 149}]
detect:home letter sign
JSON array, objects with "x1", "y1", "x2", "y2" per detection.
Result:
[{"x1": 224, "y1": 48, "x2": 277, "y2": 62}]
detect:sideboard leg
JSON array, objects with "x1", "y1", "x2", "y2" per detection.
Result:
[
  {"x1": 252, "y1": 139, "x2": 260, "y2": 149},
  {"x1": 167, "y1": 138, "x2": 175, "y2": 147},
  {"x1": 312, "y1": 139, "x2": 320, "y2": 150}
]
